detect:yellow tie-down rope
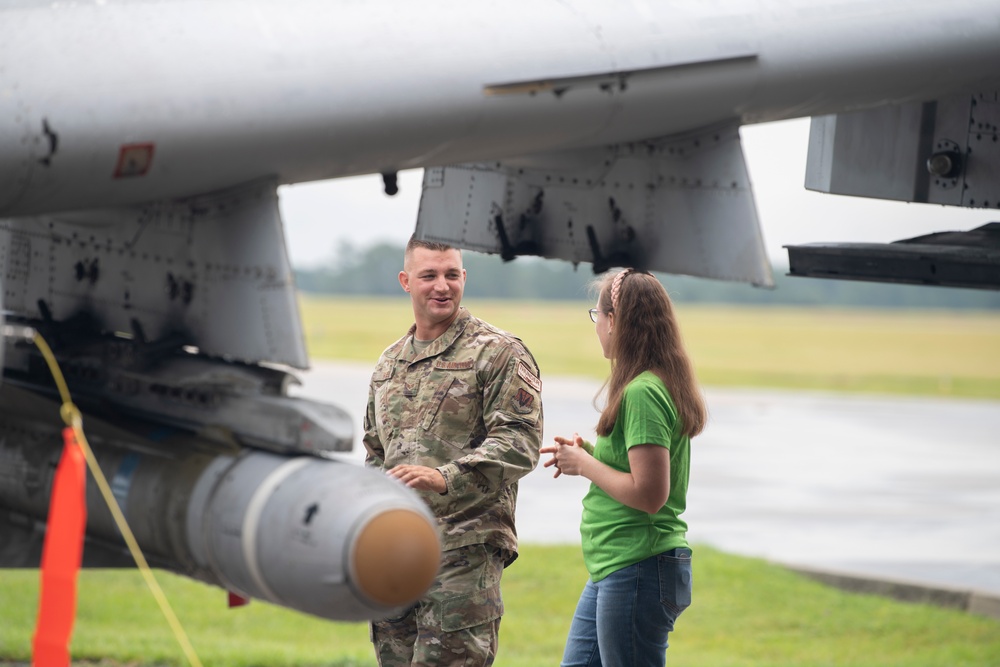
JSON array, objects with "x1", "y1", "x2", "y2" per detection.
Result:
[{"x1": 31, "y1": 330, "x2": 204, "y2": 667}]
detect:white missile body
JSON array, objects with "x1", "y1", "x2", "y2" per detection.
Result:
[{"x1": 0, "y1": 384, "x2": 441, "y2": 621}]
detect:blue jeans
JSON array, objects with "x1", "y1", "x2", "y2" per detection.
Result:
[{"x1": 561, "y1": 548, "x2": 692, "y2": 667}]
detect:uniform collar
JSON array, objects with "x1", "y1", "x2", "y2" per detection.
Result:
[{"x1": 387, "y1": 308, "x2": 472, "y2": 364}]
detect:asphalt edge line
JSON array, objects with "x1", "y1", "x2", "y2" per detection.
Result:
[{"x1": 785, "y1": 564, "x2": 1000, "y2": 620}]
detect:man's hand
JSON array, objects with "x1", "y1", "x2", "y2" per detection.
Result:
[{"x1": 386, "y1": 464, "x2": 448, "y2": 494}]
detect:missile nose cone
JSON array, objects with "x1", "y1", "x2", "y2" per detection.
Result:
[{"x1": 351, "y1": 508, "x2": 441, "y2": 608}]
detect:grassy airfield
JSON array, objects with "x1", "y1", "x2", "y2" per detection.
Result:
[
  {"x1": 2, "y1": 545, "x2": 999, "y2": 667},
  {"x1": 302, "y1": 295, "x2": 1000, "y2": 399},
  {"x1": 2, "y1": 297, "x2": 998, "y2": 666}
]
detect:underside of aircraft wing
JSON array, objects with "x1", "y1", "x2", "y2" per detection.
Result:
[
  {"x1": 789, "y1": 91, "x2": 1000, "y2": 288},
  {"x1": 415, "y1": 122, "x2": 774, "y2": 286},
  {"x1": 1, "y1": 179, "x2": 308, "y2": 368}
]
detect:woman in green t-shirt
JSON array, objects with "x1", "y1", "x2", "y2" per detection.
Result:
[{"x1": 540, "y1": 269, "x2": 706, "y2": 667}]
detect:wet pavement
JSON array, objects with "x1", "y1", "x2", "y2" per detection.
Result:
[{"x1": 296, "y1": 361, "x2": 1000, "y2": 602}]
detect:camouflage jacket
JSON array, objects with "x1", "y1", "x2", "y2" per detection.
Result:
[{"x1": 363, "y1": 308, "x2": 543, "y2": 558}]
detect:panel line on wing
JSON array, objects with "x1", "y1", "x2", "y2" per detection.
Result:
[{"x1": 483, "y1": 54, "x2": 758, "y2": 97}]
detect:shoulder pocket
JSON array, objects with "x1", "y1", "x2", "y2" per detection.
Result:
[{"x1": 371, "y1": 363, "x2": 394, "y2": 382}]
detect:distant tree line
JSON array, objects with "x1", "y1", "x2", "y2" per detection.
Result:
[{"x1": 294, "y1": 240, "x2": 1000, "y2": 309}]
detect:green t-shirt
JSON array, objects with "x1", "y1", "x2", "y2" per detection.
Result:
[{"x1": 580, "y1": 371, "x2": 691, "y2": 582}]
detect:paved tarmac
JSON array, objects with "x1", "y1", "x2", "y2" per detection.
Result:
[{"x1": 295, "y1": 361, "x2": 1000, "y2": 610}]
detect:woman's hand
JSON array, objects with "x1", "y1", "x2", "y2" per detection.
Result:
[
  {"x1": 540, "y1": 433, "x2": 590, "y2": 478},
  {"x1": 541, "y1": 435, "x2": 671, "y2": 514}
]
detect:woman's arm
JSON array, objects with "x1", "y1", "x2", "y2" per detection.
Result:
[{"x1": 541, "y1": 438, "x2": 670, "y2": 514}]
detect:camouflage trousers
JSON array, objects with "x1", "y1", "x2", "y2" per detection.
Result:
[{"x1": 370, "y1": 543, "x2": 506, "y2": 667}]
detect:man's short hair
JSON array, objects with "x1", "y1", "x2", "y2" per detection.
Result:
[{"x1": 405, "y1": 234, "x2": 457, "y2": 255}]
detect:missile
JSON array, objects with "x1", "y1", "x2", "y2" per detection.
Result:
[
  {"x1": 0, "y1": 384, "x2": 440, "y2": 621},
  {"x1": 186, "y1": 449, "x2": 441, "y2": 619}
]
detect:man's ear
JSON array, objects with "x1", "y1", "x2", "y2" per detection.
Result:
[{"x1": 398, "y1": 270, "x2": 410, "y2": 292}]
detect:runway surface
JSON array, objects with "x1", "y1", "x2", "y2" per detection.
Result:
[{"x1": 294, "y1": 361, "x2": 1000, "y2": 598}]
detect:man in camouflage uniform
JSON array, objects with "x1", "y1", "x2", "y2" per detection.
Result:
[{"x1": 364, "y1": 236, "x2": 543, "y2": 666}]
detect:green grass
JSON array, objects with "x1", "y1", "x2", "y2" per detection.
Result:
[
  {"x1": 300, "y1": 295, "x2": 1000, "y2": 399},
  {"x1": 2, "y1": 546, "x2": 998, "y2": 666}
]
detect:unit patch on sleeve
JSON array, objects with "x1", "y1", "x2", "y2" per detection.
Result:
[{"x1": 513, "y1": 387, "x2": 535, "y2": 413}]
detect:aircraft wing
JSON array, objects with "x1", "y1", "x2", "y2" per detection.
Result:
[
  {"x1": 787, "y1": 95, "x2": 1000, "y2": 288},
  {"x1": 2, "y1": 0, "x2": 1000, "y2": 625}
]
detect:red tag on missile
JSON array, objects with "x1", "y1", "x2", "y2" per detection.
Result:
[
  {"x1": 32, "y1": 427, "x2": 87, "y2": 667},
  {"x1": 228, "y1": 591, "x2": 250, "y2": 608}
]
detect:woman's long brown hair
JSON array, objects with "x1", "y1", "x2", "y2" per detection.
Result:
[{"x1": 594, "y1": 270, "x2": 706, "y2": 438}]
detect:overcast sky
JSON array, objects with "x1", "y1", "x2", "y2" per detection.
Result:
[{"x1": 278, "y1": 117, "x2": 992, "y2": 269}]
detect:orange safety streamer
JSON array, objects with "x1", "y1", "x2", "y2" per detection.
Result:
[{"x1": 31, "y1": 426, "x2": 87, "y2": 667}]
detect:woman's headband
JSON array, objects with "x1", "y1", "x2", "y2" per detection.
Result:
[{"x1": 610, "y1": 269, "x2": 634, "y2": 310}]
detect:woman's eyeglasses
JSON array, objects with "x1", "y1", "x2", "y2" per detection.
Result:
[{"x1": 588, "y1": 308, "x2": 600, "y2": 323}]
